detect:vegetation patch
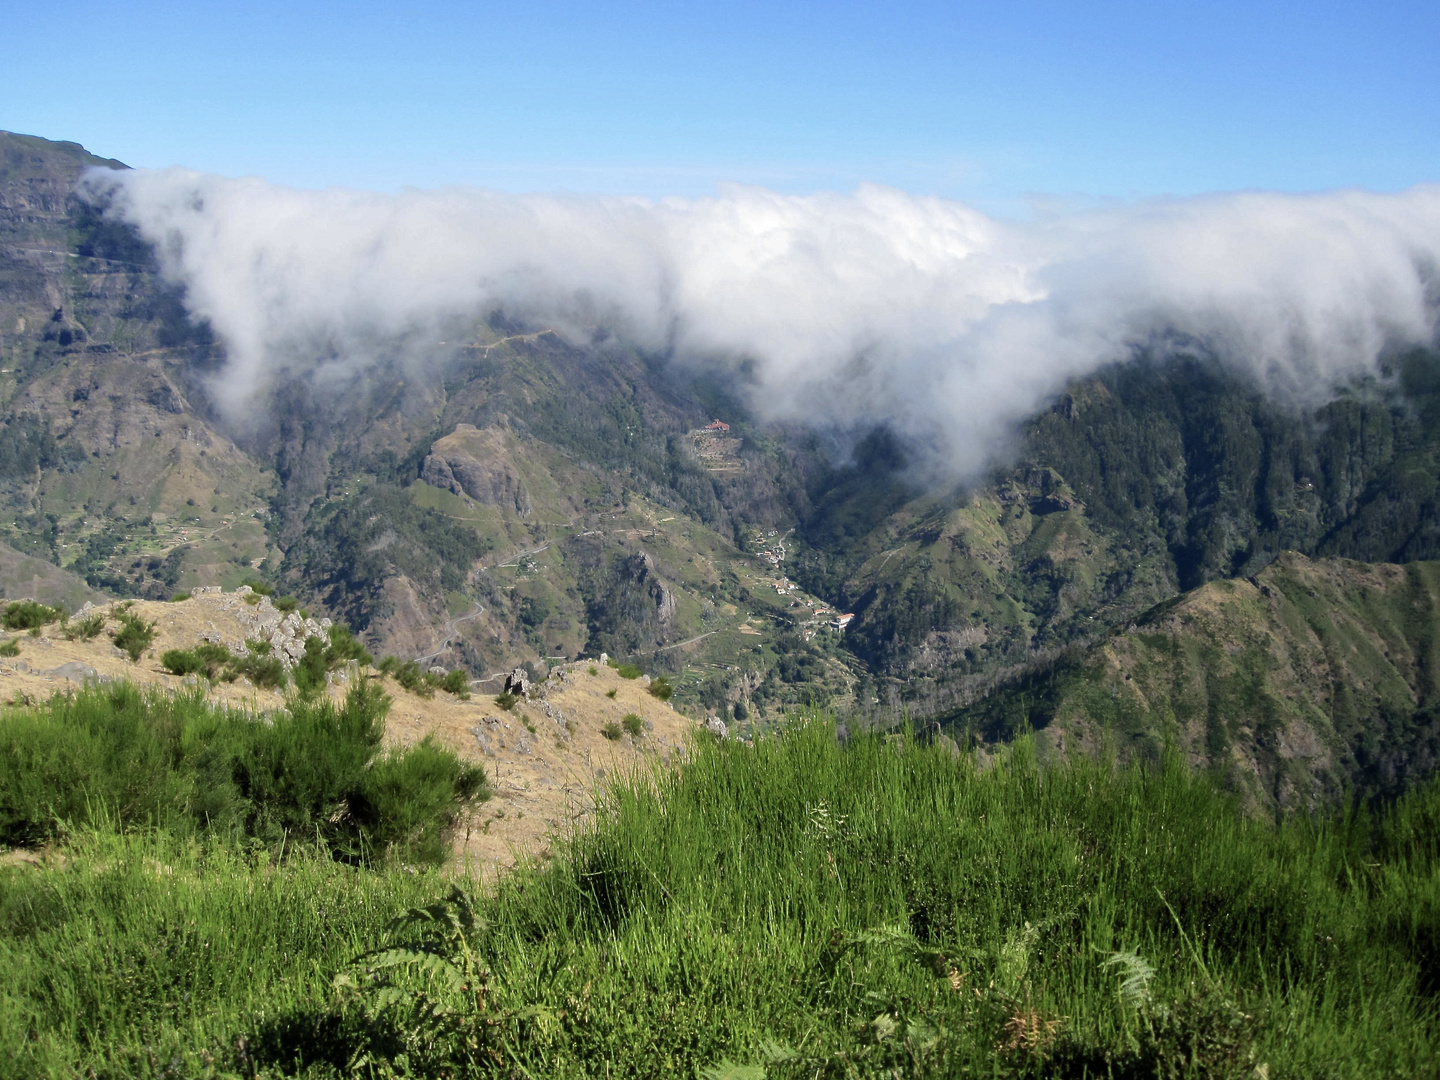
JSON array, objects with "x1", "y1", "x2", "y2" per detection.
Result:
[
  {"x1": 1, "y1": 601, "x2": 60, "y2": 631},
  {"x1": 0, "y1": 679, "x2": 487, "y2": 862},
  {"x1": 110, "y1": 610, "x2": 154, "y2": 661},
  {"x1": 62, "y1": 613, "x2": 105, "y2": 641},
  {"x1": 0, "y1": 708, "x2": 1435, "y2": 1075}
]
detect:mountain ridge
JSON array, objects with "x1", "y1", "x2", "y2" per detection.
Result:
[{"x1": 3, "y1": 130, "x2": 1440, "y2": 797}]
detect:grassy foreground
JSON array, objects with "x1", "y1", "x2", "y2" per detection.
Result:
[{"x1": 2, "y1": 714, "x2": 1438, "y2": 1076}]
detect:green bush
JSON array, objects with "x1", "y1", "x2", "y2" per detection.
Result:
[
  {"x1": 169, "y1": 591, "x2": 191, "y2": 602},
  {"x1": 493, "y1": 691, "x2": 518, "y2": 711},
  {"x1": 111, "y1": 611, "x2": 154, "y2": 662},
  {"x1": 606, "y1": 688, "x2": 617, "y2": 699},
  {"x1": 160, "y1": 643, "x2": 233, "y2": 680},
  {"x1": 2, "y1": 601, "x2": 60, "y2": 631},
  {"x1": 601, "y1": 721, "x2": 622, "y2": 741},
  {"x1": 241, "y1": 579, "x2": 273, "y2": 596},
  {"x1": 63, "y1": 613, "x2": 105, "y2": 641},
  {"x1": 325, "y1": 623, "x2": 373, "y2": 667},
  {"x1": 615, "y1": 663, "x2": 643, "y2": 679},
  {"x1": 160, "y1": 648, "x2": 204, "y2": 676},
  {"x1": 441, "y1": 669, "x2": 470, "y2": 699},
  {"x1": 622, "y1": 712, "x2": 643, "y2": 737},
  {"x1": 648, "y1": 676, "x2": 673, "y2": 701},
  {"x1": 0, "y1": 639, "x2": 19, "y2": 658},
  {"x1": 0, "y1": 679, "x2": 488, "y2": 863},
  {"x1": 237, "y1": 652, "x2": 287, "y2": 690},
  {"x1": 274, "y1": 595, "x2": 299, "y2": 614},
  {"x1": 290, "y1": 635, "x2": 329, "y2": 699},
  {"x1": 382, "y1": 659, "x2": 437, "y2": 698}
]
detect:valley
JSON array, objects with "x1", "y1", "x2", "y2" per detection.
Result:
[
  {"x1": 0, "y1": 128, "x2": 1438, "y2": 1077},
  {"x1": 6, "y1": 128, "x2": 1440, "y2": 792}
]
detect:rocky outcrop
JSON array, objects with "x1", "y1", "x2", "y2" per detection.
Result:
[
  {"x1": 622, "y1": 551, "x2": 676, "y2": 626},
  {"x1": 222, "y1": 585, "x2": 333, "y2": 669},
  {"x1": 421, "y1": 424, "x2": 532, "y2": 516}
]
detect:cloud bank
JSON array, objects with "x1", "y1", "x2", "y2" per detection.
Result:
[{"x1": 82, "y1": 168, "x2": 1440, "y2": 475}]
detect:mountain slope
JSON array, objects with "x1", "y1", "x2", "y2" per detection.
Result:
[
  {"x1": 795, "y1": 350, "x2": 1440, "y2": 719},
  {"x1": 8, "y1": 129, "x2": 1440, "y2": 772},
  {"x1": 943, "y1": 552, "x2": 1440, "y2": 810}
]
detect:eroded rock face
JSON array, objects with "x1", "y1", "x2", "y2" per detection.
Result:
[
  {"x1": 421, "y1": 424, "x2": 531, "y2": 515},
  {"x1": 504, "y1": 668, "x2": 530, "y2": 698},
  {"x1": 623, "y1": 551, "x2": 676, "y2": 626}
]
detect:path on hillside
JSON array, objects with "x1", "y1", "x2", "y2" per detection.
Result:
[
  {"x1": 658, "y1": 630, "x2": 721, "y2": 651},
  {"x1": 412, "y1": 514, "x2": 588, "y2": 662},
  {"x1": 414, "y1": 602, "x2": 485, "y2": 665}
]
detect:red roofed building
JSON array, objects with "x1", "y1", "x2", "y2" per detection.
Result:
[{"x1": 703, "y1": 419, "x2": 731, "y2": 432}]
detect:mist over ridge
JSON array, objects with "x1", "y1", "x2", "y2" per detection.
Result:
[{"x1": 83, "y1": 167, "x2": 1440, "y2": 475}]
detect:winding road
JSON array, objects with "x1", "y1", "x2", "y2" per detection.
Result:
[{"x1": 414, "y1": 602, "x2": 486, "y2": 665}]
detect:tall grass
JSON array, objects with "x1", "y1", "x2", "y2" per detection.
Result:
[
  {"x1": 0, "y1": 828, "x2": 438, "y2": 1079},
  {"x1": 0, "y1": 714, "x2": 1435, "y2": 1076},
  {"x1": 325, "y1": 718, "x2": 1439, "y2": 1077}
]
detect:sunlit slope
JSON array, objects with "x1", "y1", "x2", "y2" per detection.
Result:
[
  {"x1": 945, "y1": 553, "x2": 1440, "y2": 809},
  {"x1": 794, "y1": 351, "x2": 1440, "y2": 717}
]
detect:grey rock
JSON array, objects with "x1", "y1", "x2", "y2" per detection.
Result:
[
  {"x1": 49, "y1": 661, "x2": 97, "y2": 682},
  {"x1": 705, "y1": 717, "x2": 729, "y2": 740},
  {"x1": 504, "y1": 668, "x2": 530, "y2": 697}
]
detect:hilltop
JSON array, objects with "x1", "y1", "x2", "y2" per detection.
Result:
[{"x1": 0, "y1": 587, "x2": 699, "y2": 876}]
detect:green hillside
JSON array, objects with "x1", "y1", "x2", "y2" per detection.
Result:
[
  {"x1": 943, "y1": 553, "x2": 1440, "y2": 810},
  {"x1": 9, "y1": 128, "x2": 1440, "y2": 770}
]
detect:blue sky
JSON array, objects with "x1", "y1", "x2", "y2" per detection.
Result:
[{"x1": 6, "y1": 0, "x2": 1437, "y2": 213}]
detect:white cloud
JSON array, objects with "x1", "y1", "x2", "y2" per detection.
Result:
[{"x1": 81, "y1": 168, "x2": 1440, "y2": 475}]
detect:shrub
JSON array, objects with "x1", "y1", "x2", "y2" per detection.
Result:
[
  {"x1": 111, "y1": 611, "x2": 155, "y2": 662},
  {"x1": 648, "y1": 676, "x2": 673, "y2": 701},
  {"x1": 0, "y1": 639, "x2": 19, "y2": 658},
  {"x1": 606, "y1": 688, "x2": 617, "y2": 699},
  {"x1": 622, "y1": 713, "x2": 644, "y2": 737},
  {"x1": 274, "y1": 595, "x2": 299, "y2": 614},
  {"x1": 169, "y1": 591, "x2": 191, "y2": 602},
  {"x1": 358, "y1": 741, "x2": 488, "y2": 863},
  {"x1": 615, "y1": 663, "x2": 643, "y2": 680},
  {"x1": 2, "y1": 601, "x2": 60, "y2": 631},
  {"x1": 64, "y1": 613, "x2": 105, "y2": 641},
  {"x1": 441, "y1": 669, "x2": 470, "y2": 699},
  {"x1": 494, "y1": 691, "x2": 518, "y2": 711},
  {"x1": 326, "y1": 624, "x2": 373, "y2": 667},
  {"x1": 386, "y1": 660, "x2": 436, "y2": 699},
  {"x1": 237, "y1": 652, "x2": 287, "y2": 690},
  {"x1": 0, "y1": 678, "x2": 488, "y2": 862},
  {"x1": 241, "y1": 579, "x2": 274, "y2": 596},
  {"x1": 601, "y1": 721, "x2": 622, "y2": 741},
  {"x1": 291, "y1": 635, "x2": 329, "y2": 699},
  {"x1": 588, "y1": 665, "x2": 599, "y2": 676},
  {"x1": 160, "y1": 649, "x2": 204, "y2": 676}
]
